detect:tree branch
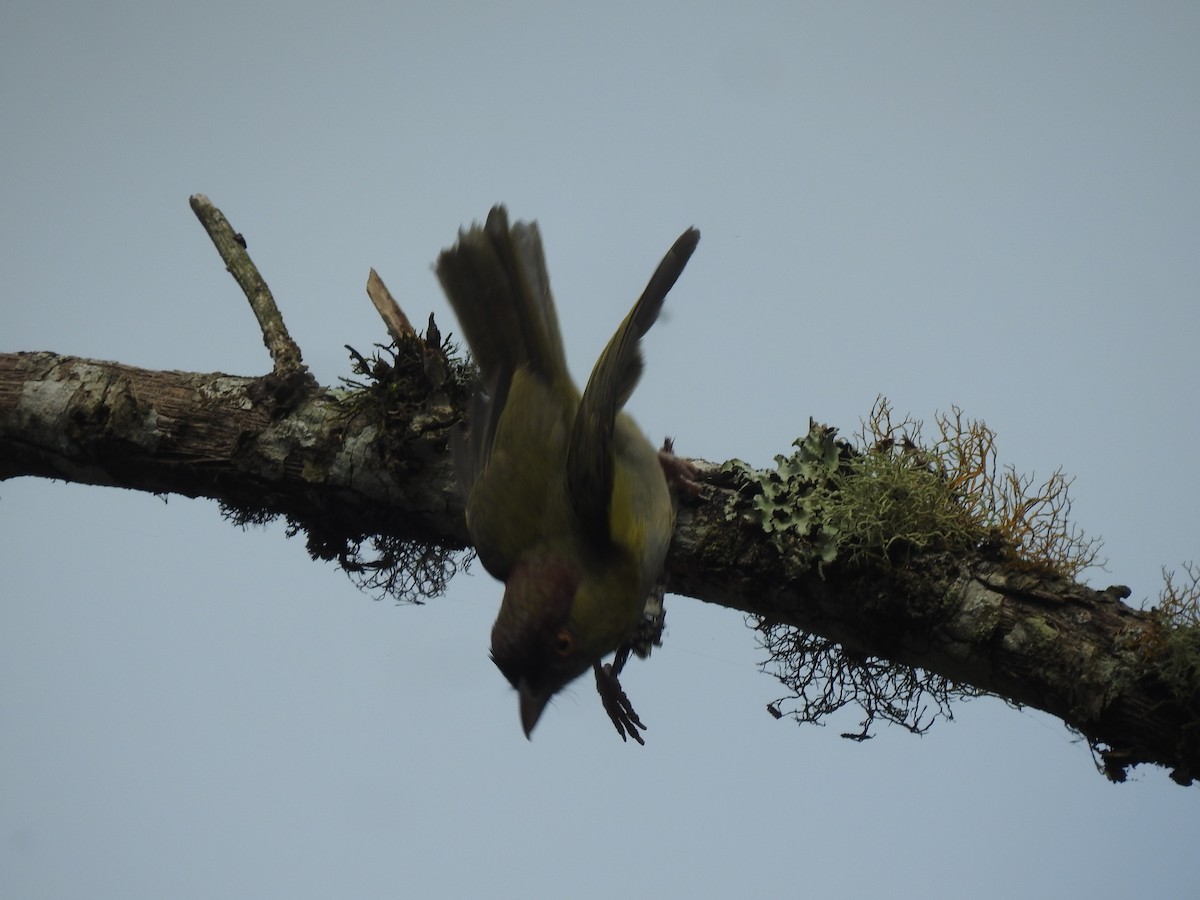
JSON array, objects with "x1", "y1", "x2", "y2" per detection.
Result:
[
  {"x1": 2, "y1": 198, "x2": 1195, "y2": 785},
  {"x1": 669, "y1": 484, "x2": 1191, "y2": 782},
  {"x1": 0, "y1": 349, "x2": 467, "y2": 557}
]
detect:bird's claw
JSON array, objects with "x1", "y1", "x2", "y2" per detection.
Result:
[
  {"x1": 659, "y1": 437, "x2": 703, "y2": 498},
  {"x1": 594, "y1": 659, "x2": 647, "y2": 745}
]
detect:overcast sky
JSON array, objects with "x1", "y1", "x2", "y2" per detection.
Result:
[{"x1": 3, "y1": 2, "x2": 1199, "y2": 898}]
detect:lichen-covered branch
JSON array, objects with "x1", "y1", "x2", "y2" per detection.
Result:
[
  {"x1": 2, "y1": 197, "x2": 1196, "y2": 785},
  {"x1": 666, "y1": 426, "x2": 1198, "y2": 785},
  {"x1": 0, "y1": 344, "x2": 469, "y2": 600}
]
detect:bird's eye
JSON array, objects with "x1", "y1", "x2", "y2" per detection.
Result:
[{"x1": 553, "y1": 628, "x2": 574, "y2": 657}]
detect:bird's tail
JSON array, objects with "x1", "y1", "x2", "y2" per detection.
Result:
[
  {"x1": 436, "y1": 205, "x2": 568, "y2": 388},
  {"x1": 438, "y1": 206, "x2": 572, "y2": 502}
]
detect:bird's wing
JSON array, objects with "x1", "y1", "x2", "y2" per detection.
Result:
[{"x1": 566, "y1": 227, "x2": 699, "y2": 541}]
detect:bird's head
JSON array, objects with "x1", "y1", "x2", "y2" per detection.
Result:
[{"x1": 490, "y1": 554, "x2": 642, "y2": 737}]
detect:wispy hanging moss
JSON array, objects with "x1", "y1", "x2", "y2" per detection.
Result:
[{"x1": 742, "y1": 397, "x2": 1105, "y2": 742}]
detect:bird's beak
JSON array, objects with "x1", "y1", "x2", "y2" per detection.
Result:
[{"x1": 518, "y1": 680, "x2": 550, "y2": 739}]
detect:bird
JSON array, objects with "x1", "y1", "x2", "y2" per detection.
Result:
[{"x1": 437, "y1": 205, "x2": 699, "y2": 739}]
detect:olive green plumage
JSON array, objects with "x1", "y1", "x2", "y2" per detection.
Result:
[{"x1": 437, "y1": 206, "x2": 698, "y2": 736}]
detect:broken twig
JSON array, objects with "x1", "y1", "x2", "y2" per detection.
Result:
[
  {"x1": 189, "y1": 194, "x2": 307, "y2": 377},
  {"x1": 366, "y1": 268, "x2": 415, "y2": 343}
]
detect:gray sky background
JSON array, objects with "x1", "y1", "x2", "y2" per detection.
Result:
[{"x1": 3, "y1": 2, "x2": 1199, "y2": 897}]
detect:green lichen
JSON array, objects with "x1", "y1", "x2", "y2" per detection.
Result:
[
  {"x1": 721, "y1": 422, "x2": 844, "y2": 567},
  {"x1": 858, "y1": 398, "x2": 1103, "y2": 577},
  {"x1": 1013, "y1": 615, "x2": 1060, "y2": 655},
  {"x1": 823, "y1": 449, "x2": 979, "y2": 567},
  {"x1": 721, "y1": 416, "x2": 990, "y2": 576},
  {"x1": 744, "y1": 398, "x2": 1111, "y2": 747}
]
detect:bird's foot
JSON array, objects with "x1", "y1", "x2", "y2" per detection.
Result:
[
  {"x1": 594, "y1": 659, "x2": 647, "y2": 745},
  {"x1": 659, "y1": 437, "x2": 702, "y2": 497}
]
